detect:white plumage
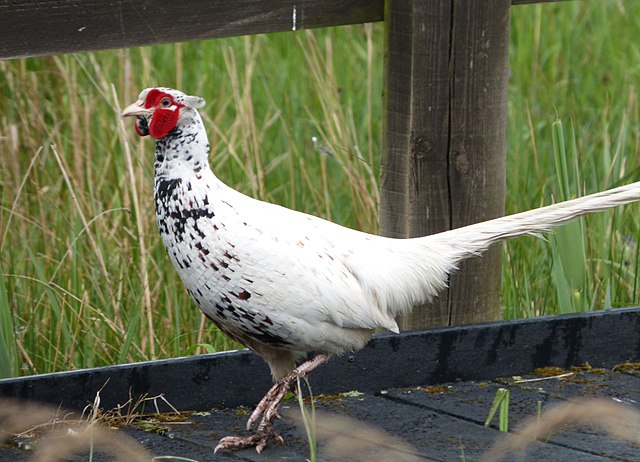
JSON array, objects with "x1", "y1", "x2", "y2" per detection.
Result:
[{"x1": 122, "y1": 87, "x2": 640, "y2": 452}]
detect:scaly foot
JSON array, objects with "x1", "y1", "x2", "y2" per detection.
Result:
[
  {"x1": 214, "y1": 354, "x2": 329, "y2": 453},
  {"x1": 214, "y1": 421, "x2": 284, "y2": 454},
  {"x1": 246, "y1": 378, "x2": 292, "y2": 430}
]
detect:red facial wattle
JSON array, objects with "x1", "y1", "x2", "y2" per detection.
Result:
[
  {"x1": 149, "y1": 107, "x2": 181, "y2": 139},
  {"x1": 141, "y1": 89, "x2": 184, "y2": 139}
]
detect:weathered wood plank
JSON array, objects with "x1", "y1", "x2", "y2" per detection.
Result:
[
  {"x1": 0, "y1": 307, "x2": 638, "y2": 412},
  {"x1": 0, "y1": 0, "x2": 383, "y2": 59},
  {"x1": 512, "y1": 0, "x2": 571, "y2": 4},
  {"x1": 0, "y1": 307, "x2": 638, "y2": 461},
  {"x1": 0, "y1": 390, "x2": 609, "y2": 462},
  {"x1": 388, "y1": 373, "x2": 640, "y2": 461},
  {"x1": 380, "y1": 0, "x2": 454, "y2": 328},
  {"x1": 330, "y1": 391, "x2": 614, "y2": 461},
  {"x1": 378, "y1": 0, "x2": 413, "y2": 239},
  {"x1": 447, "y1": 0, "x2": 510, "y2": 326},
  {"x1": 0, "y1": 0, "x2": 578, "y2": 61},
  {"x1": 381, "y1": 0, "x2": 510, "y2": 330}
]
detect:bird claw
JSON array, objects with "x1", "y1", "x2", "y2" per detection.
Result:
[
  {"x1": 246, "y1": 402, "x2": 265, "y2": 430},
  {"x1": 214, "y1": 423, "x2": 283, "y2": 454},
  {"x1": 216, "y1": 380, "x2": 291, "y2": 452}
]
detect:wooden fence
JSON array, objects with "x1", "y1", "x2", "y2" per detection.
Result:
[{"x1": 0, "y1": 0, "x2": 568, "y2": 330}]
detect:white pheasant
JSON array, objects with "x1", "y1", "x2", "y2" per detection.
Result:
[{"x1": 122, "y1": 87, "x2": 640, "y2": 452}]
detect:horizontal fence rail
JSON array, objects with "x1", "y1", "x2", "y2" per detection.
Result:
[
  {"x1": 0, "y1": 0, "x2": 380, "y2": 59},
  {"x1": 1, "y1": 0, "x2": 568, "y2": 60}
]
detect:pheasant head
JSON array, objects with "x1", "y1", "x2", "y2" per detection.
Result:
[
  {"x1": 122, "y1": 88, "x2": 210, "y2": 179},
  {"x1": 122, "y1": 87, "x2": 206, "y2": 139}
]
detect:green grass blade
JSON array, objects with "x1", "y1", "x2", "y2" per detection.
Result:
[
  {"x1": 118, "y1": 310, "x2": 141, "y2": 364},
  {"x1": 0, "y1": 264, "x2": 18, "y2": 378},
  {"x1": 499, "y1": 389, "x2": 509, "y2": 432},
  {"x1": 485, "y1": 388, "x2": 510, "y2": 432},
  {"x1": 550, "y1": 119, "x2": 588, "y2": 313},
  {"x1": 296, "y1": 377, "x2": 317, "y2": 462}
]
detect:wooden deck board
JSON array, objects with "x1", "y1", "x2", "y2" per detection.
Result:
[
  {"x1": 1, "y1": 308, "x2": 639, "y2": 461},
  {"x1": 387, "y1": 369, "x2": 640, "y2": 461},
  {"x1": 2, "y1": 367, "x2": 638, "y2": 461}
]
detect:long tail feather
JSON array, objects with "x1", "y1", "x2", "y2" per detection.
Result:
[
  {"x1": 377, "y1": 181, "x2": 640, "y2": 319},
  {"x1": 432, "y1": 180, "x2": 640, "y2": 259}
]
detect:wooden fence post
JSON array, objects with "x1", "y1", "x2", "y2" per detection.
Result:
[{"x1": 381, "y1": 0, "x2": 510, "y2": 329}]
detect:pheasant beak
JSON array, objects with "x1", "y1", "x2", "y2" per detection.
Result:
[{"x1": 122, "y1": 100, "x2": 151, "y2": 117}]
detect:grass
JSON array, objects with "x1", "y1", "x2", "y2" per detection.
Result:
[
  {"x1": 0, "y1": 1, "x2": 639, "y2": 377},
  {"x1": 503, "y1": 1, "x2": 640, "y2": 318},
  {"x1": 296, "y1": 377, "x2": 318, "y2": 462},
  {"x1": 485, "y1": 388, "x2": 510, "y2": 433}
]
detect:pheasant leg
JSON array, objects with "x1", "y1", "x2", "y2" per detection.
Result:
[{"x1": 214, "y1": 353, "x2": 329, "y2": 453}]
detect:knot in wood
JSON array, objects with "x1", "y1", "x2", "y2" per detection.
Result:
[
  {"x1": 412, "y1": 136, "x2": 433, "y2": 158},
  {"x1": 454, "y1": 151, "x2": 470, "y2": 174}
]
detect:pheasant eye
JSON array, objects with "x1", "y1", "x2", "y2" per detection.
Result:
[{"x1": 160, "y1": 97, "x2": 172, "y2": 107}]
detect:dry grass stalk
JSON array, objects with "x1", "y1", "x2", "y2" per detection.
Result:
[
  {"x1": 481, "y1": 398, "x2": 640, "y2": 462},
  {"x1": 0, "y1": 394, "x2": 157, "y2": 462},
  {"x1": 288, "y1": 408, "x2": 422, "y2": 462}
]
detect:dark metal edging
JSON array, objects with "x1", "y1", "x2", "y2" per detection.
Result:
[{"x1": 1, "y1": 307, "x2": 639, "y2": 412}]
